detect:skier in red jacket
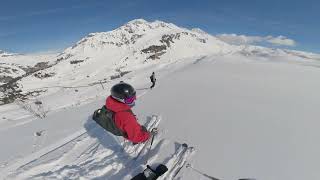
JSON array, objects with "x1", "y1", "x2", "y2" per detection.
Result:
[{"x1": 93, "y1": 82, "x2": 155, "y2": 144}]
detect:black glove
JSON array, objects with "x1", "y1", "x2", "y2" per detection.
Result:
[
  {"x1": 92, "y1": 109, "x2": 101, "y2": 121},
  {"x1": 131, "y1": 164, "x2": 168, "y2": 180},
  {"x1": 154, "y1": 164, "x2": 168, "y2": 177}
]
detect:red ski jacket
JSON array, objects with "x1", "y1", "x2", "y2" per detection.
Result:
[{"x1": 105, "y1": 96, "x2": 150, "y2": 143}]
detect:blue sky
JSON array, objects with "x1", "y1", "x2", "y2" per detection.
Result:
[{"x1": 0, "y1": 0, "x2": 319, "y2": 53}]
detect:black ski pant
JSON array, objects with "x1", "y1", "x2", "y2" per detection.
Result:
[{"x1": 150, "y1": 82, "x2": 155, "y2": 89}]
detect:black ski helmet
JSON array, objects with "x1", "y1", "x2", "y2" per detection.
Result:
[{"x1": 111, "y1": 82, "x2": 136, "y2": 102}]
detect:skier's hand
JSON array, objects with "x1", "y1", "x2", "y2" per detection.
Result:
[
  {"x1": 141, "y1": 125, "x2": 148, "y2": 132},
  {"x1": 150, "y1": 128, "x2": 158, "y2": 135}
]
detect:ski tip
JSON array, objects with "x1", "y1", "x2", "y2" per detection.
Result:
[
  {"x1": 181, "y1": 143, "x2": 188, "y2": 147},
  {"x1": 181, "y1": 143, "x2": 196, "y2": 151},
  {"x1": 186, "y1": 163, "x2": 191, "y2": 168},
  {"x1": 151, "y1": 114, "x2": 159, "y2": 119}
]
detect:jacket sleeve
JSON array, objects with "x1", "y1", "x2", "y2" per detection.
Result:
[{"x1": 115, "y1": 112, "x2": 150, "y2": 143}]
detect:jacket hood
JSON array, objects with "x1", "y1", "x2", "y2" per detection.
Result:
[{"x1": 105, "y1": 96, "x2": 131, "y2": 112}]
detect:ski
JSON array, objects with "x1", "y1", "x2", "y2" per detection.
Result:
[
  {"x1": 130, "y1": 142, "x2": 195, "y2": 180},
  {"x1": 122, "y1": 115, "x2": 161, "y2": 158},
  {"x1": 133, "y1": 135, "x2": 154, "y2": 161},
  {"x1": 172, "y1": 157, "x2": 188, "y2": 178},
  {"x1": 133, "y1": 117, "x2": 161, "y2": 161},
  {"x1": 161, "y1": 143, "x2": 195, "y2": 180}
]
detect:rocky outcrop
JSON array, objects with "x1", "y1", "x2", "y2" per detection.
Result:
[{"x1": 141, "y1": 31, "x2": 207, "y2": 60}]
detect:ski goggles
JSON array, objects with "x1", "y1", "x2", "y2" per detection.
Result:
[{"x1": 124, "y1": 95, "x2": 136, "y2": 105}]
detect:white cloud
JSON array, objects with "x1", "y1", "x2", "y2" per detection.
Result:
[
  {"x1": 216, "y1": 34, "x2": 262, "y2": 45},
  {"x1": 216, "y1": 34, "x2": 296, "y2": 47},
  {"x1": 265, "y1": 35, "x2": 296, "y2": 46}
]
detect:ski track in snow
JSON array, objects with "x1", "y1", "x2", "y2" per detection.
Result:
[
  {"x1": 3, "y1": 111, "x2": 194, "y2": 180},
  {"x1": 1, "y1": 58, "x2": 191, "y2": 179},
  {"x1": 3, "y1": 114, "x2": 169, "y2": 180},
  {"x1": 7, "y1": 123, "x2": 127, "y2": 179}
]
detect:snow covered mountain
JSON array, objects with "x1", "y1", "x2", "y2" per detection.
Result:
[
  {"x1": 0, "y1": 52, "x2": 58, "y2": 105},
  {"x1": 0, "y1": 19, "x2": 234, "y2": 106},
  {"x1": 2, "y1": 19, "x2": 320, "y2": 107},
  {"x1": 1, "y1": 19, "x2": 320, "y2": 180},
  {"x1": 63, "y1": 19, "x2": 231, "y2": 60},
  {"x1": 0, "y1": 50, "x2": 13, "y2": 57},
  {"x1": 0, "y1": 53, "x2": 57, "y2": 83}
]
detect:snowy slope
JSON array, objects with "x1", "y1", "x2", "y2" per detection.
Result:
[
  {"x1": 136, "y1": 55, "x2": 320, "y2": 180},
  {"x1": 0, "y1": 52, "x2": 57, "y2": 85},
  {"x1": 2, "y1": 54, "x2": 320, "y2": 180},
  {"x1": 1, "y1": 19, "x2": 320, "y2": 180}
]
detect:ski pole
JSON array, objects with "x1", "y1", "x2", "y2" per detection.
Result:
[
  {"x1": 186, "y1": 163, "x2": 256, "y2": 180},
  {"x1": 186, "y1": 163, "x2": 220, "y2": 180},
  {"x1": 145, "y1": 128, "x2": 156, "y2": 164}
]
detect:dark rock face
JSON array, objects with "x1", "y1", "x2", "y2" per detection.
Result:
[
  {"x1": 110, "y1": 70, "x2": 131, "y2": 80},
  {"x1": 56, "y1": 57, "x2": 64, "y2": 62},
  {"x1": 0, "y1": 76, "x2": 14, "y2": 84},
  {"x1": 130, "y1": 34, "x2": 143, "y2": 44},
  {"x1": 141, "y1": 45, "x2": 167, "y2": 54},
  {"x1": 19, "y1": 62, "x2": 50, "y2": 74},
  {"x1": 0, "y1": 60, "x2": 56, "y2": 105},
  {"x1": 197, "y1": 38, "x2": 206, "y2": 43},
  {"x1": 0, "y1": 66, "x2": 13, "y2": 74},
  {"x1": 35, "y1": 62, "x2": 49, "y2": 69},
  {"x1": 0, "y1": 78, "x2": 46, "y2": 105},
  {"x1": 34, "y1": 71, "x2": 56, "y2": 79},
  {"x1": 141, "y1": 44, "x2": 167, "y2": 61},
  {"x1": 140, "y1": 31, "x2": 207, "y2": 61},
  {"x1": 70, "y1": 60, "x2": 84, "y2": 64},
  {"x1": 147, "y1": 52, "x2": 166, "y2": 60},
  {"x1": 160, "y1": 34, "x2": 179, "y2": 47}
]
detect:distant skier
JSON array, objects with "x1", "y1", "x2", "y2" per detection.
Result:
[
  {"x1": 150, "y1": 72, "x2": 156, "y2": 89},
  {"x1": 92, "y1": 82, "x2": 157, "y2": 144}
]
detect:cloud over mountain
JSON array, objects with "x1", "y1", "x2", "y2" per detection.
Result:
[{"x1": 216, "y1": 34, "x2": 296, "y2": 46}]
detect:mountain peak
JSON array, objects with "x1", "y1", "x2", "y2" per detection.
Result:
[
  {"x1": 127, "y1": 18, "x2": 148, "y2": 25},
  {"x1": 124, "y1": 19, "x2": 176, "y2": 30},
  {"x1": 0, "y1": 50, "x2": 14, "y2": 57},
  {"x1": 63, "y1": 19, "x2": 233, "y2": 58},
  {"x1": 191, "y1": 28, "x2": 208, "y2": 35}
]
